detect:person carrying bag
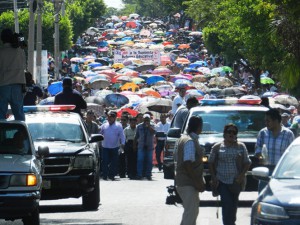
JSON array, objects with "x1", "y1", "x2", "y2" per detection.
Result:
[{"x1": 208, "y1": 123, "x2": 251, "y2": 225}]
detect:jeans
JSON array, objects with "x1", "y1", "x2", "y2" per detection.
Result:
[
  {"x1": 176, "y1": 185, "x2": 199, "y2": 225},
  {"x1": 0, "y1": 84, "x2": 25, "y2": 121},
  {"x1": 155, "y1": 140, "x2": 165, "y2": 170},
  {"x1": 137, "y1": 148, "x2": 153, "y2": 177},
  {"x1": 219, "y1": 181, "x2": 240, "y2": 225},
  {"x1": 102, "y1": 147, "x2": 119, "y2": 178}
]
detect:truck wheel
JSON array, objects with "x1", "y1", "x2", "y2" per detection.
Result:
[
  {"x1": 82, "y1": 175, "x2": 100, "y2": 210},
  {"x1": 23, "y1": 207, "x2": 39, "y2": 225}
]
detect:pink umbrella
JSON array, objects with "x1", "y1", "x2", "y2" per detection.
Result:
[
  {"x1": 182, "y1": 74, "x2": 193, "y2": 80},
  {"x1": 198, "y1": 67, "x2": 211, "y2": 74},
  {"x1": 170, "y1": 75, "x2": 192, "y2": 82},
  {"x1": 99, "y1": 70, "x2": 117, "y2": 79},
  {"x1": 159, "y1": 90, "x2": 176, "y2": 97},
  {"x1": 152, "y1": 67, "x2": 172, "y2": 76},
  {"x1": 160, "y1": 55, "x2": 172, "y2": 66}
]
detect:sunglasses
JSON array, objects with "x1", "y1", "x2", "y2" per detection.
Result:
[{"x1": 226, "y1": 130, "x2": 238, "y2": 135}]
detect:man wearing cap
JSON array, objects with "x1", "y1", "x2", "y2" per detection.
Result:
[
  {"x1": 99, "y1": 110, "x2": 125, "y2": 180},
  {"x1": 134, "y1": 113, "x2": 156, "y2": 180},
  {"x1": 54, "y1": 77, "x2": 87, "y2": 116},
  {"x1": 171, "y1": 86, "x2": 186, "y2": 115}
]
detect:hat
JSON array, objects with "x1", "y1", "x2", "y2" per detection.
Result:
[
  {"x1": 63, "y1": 77, "x2": 73, "y2": 86},
  {"x1": 143, "y1": 114, "x2": 151, "y2": 119},
  {"x1": 281, "y1": 113, "x2": 290, "y2": 117},
  {"x1": 108, "y1": 110, "x2": 117, "y2": 117}
]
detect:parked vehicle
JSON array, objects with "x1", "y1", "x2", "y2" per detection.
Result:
[
  {"x1": 251, "y1": 136, "x2": 300, "y2": 225},
  {"x1": 164, "y1": 99, "x2": 268, "y2": 191},
  {"x1": 0, "y1": 120, "x2": 48, "y2": 225},
  {"x1": 21, "y1": 105, "x2": 103, "y2": 210}
]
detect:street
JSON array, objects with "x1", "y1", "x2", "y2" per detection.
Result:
[{"x1": 0, "y1": 168, "x2": 257, "y2": 225}]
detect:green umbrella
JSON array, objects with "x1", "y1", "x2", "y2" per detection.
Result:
[
  {"x1": 222, "y1": 66, "x2": 233, "y2": 72},
  {"x1": 260, "y1": 77, "x2": 275, "y2": 84}
]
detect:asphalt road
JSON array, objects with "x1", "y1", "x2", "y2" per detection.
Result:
[{"x1": 0, "y1": 168, "x2": 258, "y2": 225}]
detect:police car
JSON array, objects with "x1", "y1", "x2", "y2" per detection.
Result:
[
  {"x1": 0, "y1": 120, "x2": 49, "y2": 225},
  {"x1": 164, "y1": 98, "x2": 269, "y2": 191},
  {"x1": 21, "y1": 105, "x2": 103, "y2": 210}
]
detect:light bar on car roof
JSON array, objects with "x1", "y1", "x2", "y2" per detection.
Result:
[
  {"x1": 200, "y1": 98, "x2": 261, "y2": 106},
  {"x1": 23, "y1": 105, "x2": 76, "y2": 113}
]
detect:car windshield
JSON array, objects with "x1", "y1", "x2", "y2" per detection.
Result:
[
  {"x1": 274, "y1": 145, "x2": 300, "y2": 179},
  {"x1": 0, "y1": 124, "x2": 31, "y2": 155},
  {"x1": 189, "y1": 110, "x2": 265, "y2": 135},
  {"x1": 27, "y1": 122, "x2": 86, "y2": 143}
]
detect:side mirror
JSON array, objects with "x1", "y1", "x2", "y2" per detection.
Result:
[
  {"x1": 89, "y1": 134, "x2": 104, "y2": 143},
  {"x1": 37, "y1": 146, "x2": 49, "y2": 158},
  {"x1": 167, "y1": 128, "x2": 181, "y2": 138},
  {"x1": 251, "y1": 167, "x2": 270, "y2": 181}
]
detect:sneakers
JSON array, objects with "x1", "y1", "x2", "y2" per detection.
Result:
[{"x1": 146, "y1": 176, "x2": 152, "y2": 181}]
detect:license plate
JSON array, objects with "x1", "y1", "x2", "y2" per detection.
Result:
[{"x1": 42, "y1": 180, "x2": 51, "y2": 189}]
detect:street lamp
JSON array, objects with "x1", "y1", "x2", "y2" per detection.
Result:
[{"x1": 53, "y1": 0, "x2": 63, "y2": 80}]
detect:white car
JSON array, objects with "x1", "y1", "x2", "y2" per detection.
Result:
[{"x1": 0, "y1": 120, "x2": 48, "y2": 225}]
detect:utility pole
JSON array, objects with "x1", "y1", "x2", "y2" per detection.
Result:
[
  {"x1": 28, "y1": 0, "x2": 35, "y2": 74},
  {"x1": 13, "y1": 0, "x2": 19, "y2": 33},
  {"x1": 36, "y1": 0, "x2": 43, "y2": 84},
  {"x1": 53, "y1": 0, "x2": 63, "y2": 80}
]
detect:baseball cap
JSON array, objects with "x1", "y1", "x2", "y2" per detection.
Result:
[{"x1": 143, "y1": 114, "x2": 151, "y2": 119}]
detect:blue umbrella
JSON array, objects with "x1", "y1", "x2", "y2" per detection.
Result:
[
  {"x1": 146, "y1": 76, "x2": 165, "y2": 85},
  {"x1": 189, "y1": 61, "x2": 207, "y2": 68},
  {"x1": 105, "y1": 94, "x2": 129, "y2": 108},
  {"x1": 174, "y1": 79, "x2": 192, "y2": 87},
  {"x1": 88, "y1": 62, "x2": 102, "y2": 68},
  {"x1": 183, "y1": 68, "x2": 199, "y2": 73},
  {"x1": 48, "y1": 81, "x2": 63, "y2": 96},
  {"x1": 121, "y1": 37, "x2": 133, "y2": 41}
]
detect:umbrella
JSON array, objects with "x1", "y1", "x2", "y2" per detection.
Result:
[
  {"x1": 86, "y1": 74, "x2": 109, "y2": 83},
  {"x1": 217, "y1": 87, "x2": 246, "y2": 98},
  {"x1": 140, "y1": 29, "x2": 151, "y2": 37},
  {"x1": 185, "y1": 89, "x2": 205, "y2": 100},
  {"x1": 155, "y1": 84, "x2": 173, "y2": 91},
  {"x1": 131, "y1": 77, "x2": 145, "y2": 84},
  {"x1": 88, "y1": 62, "x2": 102, "y2": 68},
  {"x1": 135, "y1": 64, "x2": 156, "y2": 72},
  {"x1": 117, "y1": 108, "x2": 139, "y2": 118},
  {"x1": 120, "y1": 82, "x2": 139, "y2": 92},
  {"x1": 211, "y1": 67, "x2": 226, "y2": 76},
  {"x1": 192, "y1": 82, "x2": 210, "y2": 93},
  {"x1": 70, "y1": 57, "x2": 83, "y2": 63},
  {"x1": 222, "y1": 66, "x2": 233, "y2": 72},
  {"x1": 160, "y1": 55, "x2": 172, "y2": 66},
  {"x1": 85, "y1": 96, "x2": 105, "y2": 105},
  {"x1": 89, "y1": 79, "x2": 110, "y2": 89},
  {"x1": 261, "y1": 77, "x2": 275, "y2": 84},
  {"x1": 198, "y1": 67, "x2": 211, "y2": 74},
  {"x1": 112, "y1": 63, "x2": 125, "y2": 69},
  {"x1": 175, "y1": 57, "x2": 190, "y2": 65},
  {"x1": 152, "y1": 67, "x2": 172, "y2": 76},
  {"x1": 144, "y1": 90, "x2": 161, "y2": 98},
  {"x1": 273, "y1": 94, "x2": 299, "y2": 106},
  {"x1": 174, "y1": 79, "x2": 192, "y2": 87},
  {"x1": 262, "y1": 91, "x2": 278, "y2": 97},
  {"x1": 105, "y1": 93, "x2": 129, "y2": 108},
  {"x1": 189, "y1": 31, "x2": 203, "y2": 36},
  {"x1": 159, "y1": 90, "x2": 176, "y2": 97},
  {"x1": 189, "y1": 61, "x2": 207, "y2": 68},
  {"x1": 120, "y1": 91, "x2": 135, "y2": 96},
  {"x1": 170, "y1": 75, "x2": 191, "y2": 82},
  {"x1": 144, "y1": 98, "x2": 172, "y2": 113},
  {"x1": 116, "y1": 75, "x2": 132, "y2": 83},
  {"x1": 208, "y1": 77, "x2": 233, "y2": 87},
  {"x1": 178, "y1": 44, "x2": 190, "y2": 49},
  {"x1": 48, "y1": 81, "x2": 63, "y2": 96},
  {"x1": 39, "y1": 96, "x2": 55, "y2": 105},
  {"x1": 192, "y1": 75, "x2": 208, "y2": 82},
  {"x1": 146, "y1": 76, "x2": 165, "y2": 85},
  {"x1": 95, "y1": 90, "x2": 113, "y2": 98}
]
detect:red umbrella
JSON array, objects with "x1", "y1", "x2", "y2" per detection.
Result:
[
  {"x1": 117, "y1": 108, "x2": 139, "y2": 118},
  {"x1": 126, "y1": 21, "x2": 137, "y2": 28}
]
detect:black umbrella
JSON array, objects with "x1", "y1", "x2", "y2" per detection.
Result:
[
  {"x1": 134, "y1": 64, "x2": 156, "y2": 72},
  {"x1": 95, "y1": 58, "x2": 109, "y2": 66}
]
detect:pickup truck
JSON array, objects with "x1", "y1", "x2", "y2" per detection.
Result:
[
  {"x1": 164, "y1": 103, "x2": 269, "y2": 191},
  {"x1": 0, "y1": 120, "x2": 48, "y2": 225}
]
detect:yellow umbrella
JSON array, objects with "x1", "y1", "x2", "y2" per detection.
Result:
[
  {"x1": 125, "y1": 41, "x2": 135, "y2": 46},
  {"x1": 120, "y1": 82, "x2": 139, "y2": 92},
  {"x1": 112, "y1": 63, "x2": 125, "y2": 69}
]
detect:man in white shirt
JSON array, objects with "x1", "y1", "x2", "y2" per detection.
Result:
[
  {"x1": 155, "y1": 114, "x2": 170, "y2": 171},
  {"x1": 171, "y1": 86, "x2": 186, "y2": 115}
]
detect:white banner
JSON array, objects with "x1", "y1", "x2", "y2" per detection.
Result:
[{"x1": 114, "y1": 48, "x2": 161, "y2": 65}]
